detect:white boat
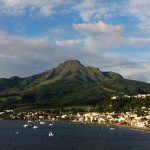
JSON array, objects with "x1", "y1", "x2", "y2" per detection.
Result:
[
  {"x1": 110, "y1": 127, "x2": 115, "y2": 130},
  {"x1": 23, "y1": 124, "x2": 28, "y2": 127},
  {"x1": 40, "y1": 121, "x2": 46, "y2": 125},
  {"x1": 23, "y1": 123, "x2": 34, "y2": 128},
  {"x1": 16, "y1": 131, "x2": 19, "y2": 135},
  {"x1": 33, "y1": 125, "x2": 39, "y2": 129},
  {"x1": 48, "y1": 131, "x2": 54, "y2": 137},
  {"x1": 23, "y1": 120, "x2": 34, "y2": 128},
  {"x1": 49, "y1": 123, "x2": 53, "y2": 126}
]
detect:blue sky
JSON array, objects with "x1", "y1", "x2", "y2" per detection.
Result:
[{"x1": 0, "y1": 0, "x2": 149, "y2": 82}]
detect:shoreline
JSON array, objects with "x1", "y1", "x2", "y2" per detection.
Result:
[
  {"x1": 1, "y1": 119, "x2": 150, "y2": 132},
  {"x1": 76, "y1": 121, "x2": 150, "y2": 132},
  {"x1": 113, "y1": 124, "x2": 150, "y2": 132}
]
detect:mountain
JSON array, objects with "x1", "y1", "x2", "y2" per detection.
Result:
[{"x1": 0, "y1": 59, "x2": 150, "y2": 109}]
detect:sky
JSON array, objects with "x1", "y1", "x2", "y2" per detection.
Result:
[{"x1": 0, "y1": 0, "x2": 150, "y2": 82}]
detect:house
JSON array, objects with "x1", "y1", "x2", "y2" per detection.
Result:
[
  {"x1": 124, "y1": 95, "x2": 131, "y2": 98},
  {"x1": 4, "y1": 110, "x2": 13, "y2": 113},
  {"x1": 61, "y1": 114, "x2": 67, "y2": 119},
  {"x1": 84, "y1": 112, "x2": 99, "y2": 123},
  {"x1": 79, "y1": 117, "x2": 84, "y2": 122},
  {"x1": 136, "y1": 120, "x2": 148, "y2": 128},
  {"x1": 111, "y1": 96, "x2": 118, "y2": 100},
  {"x1": 118, "y1": 116, "x2": 126, "y2": 123},
  {"x1": 138, "y1": 94, "x2": 147, "y2": 99},
  {"x1": 98, "y1": 117, "x2": 106, "y2": 123}
]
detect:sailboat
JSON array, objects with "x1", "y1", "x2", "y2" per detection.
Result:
[
  {"x1": 16, "y1": 131, "x2": 19, "y2": 135},
  {"x1": 48, "y1": 131, "x2": 54, "y2": 137}
]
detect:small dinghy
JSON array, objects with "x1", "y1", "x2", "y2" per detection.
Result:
[
  {"x1": 48, "y1": 131, "x2": 54, "y2": 137},
  {"x1": 16, "y1": 131, "x2": 19, "y2": 135},
  {"x1": 110, "y1": 127, "x2": 115, "y2": 130},
  {"x1": 49, "y1": 123, "x2": 53, "y2": 126},
  {"x1": 33, "y1": 125, "x2": 39, "y2": 129}
]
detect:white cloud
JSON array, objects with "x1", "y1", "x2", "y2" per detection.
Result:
[
  {"x1": 0, "y1": 0, "x2": 149, "y2": 83},
  {"x1": 125, "y1": 0, "x2": 150, "y2": 37},
  {"x1": 0, "y1": 30, "x2": 150, "y2": 82},
  {"x1": 54, "y1": 33, "x2": 150, "y2": 82},
  {"x1": 0, "y1": 0, "x2": 67, "y2": 16},
  {"x1": 73, "y1": 0, "x2": 150, "y2": 39},
  {"x1": 72, "y1": 0, "x2": 128, "y2": 22},
  {"x1": 114, "y1": 62, "x2": 150, "y2": 82},
  {"x1": 73, "y1": 0, "x2": 109, "y2": 22},
  {"x1": 73, "y1": 21, "x2": 123, "y2": 33},
  {"x1": 0, "y1": 30, "x2": 90, "y2": 77},
  {"x1": 127, "y1": 0, "x2": 150, "y2": 22},
  {"x1": 56, "y1": 39, "x2": 83, "y2": 47},
  {"x1": 82, "y1": 35, "x2": 150, "y2": 53}
]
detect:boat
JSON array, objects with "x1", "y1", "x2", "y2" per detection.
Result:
[
  {"x1": 40, "y1": 121, "x2": 46, "y2": 125},
  {"x1": 49, "y1": 123, "x2": 53, "y2": 126},
  {"x1": 33, "y1": 125, "x2": 39, "y2": 129},
  {"x1": 16, "y1": 131, "x2": 19, "y2": 135},
  {"x1": 48, "y1": 131, "x2": 54, "y2": 137},
  {"x1": 23, "y1": 120, "x2": 34, "y2": 128},
  {"x1": 110, "y1": 127, "x2": 115, "y2": 130}
]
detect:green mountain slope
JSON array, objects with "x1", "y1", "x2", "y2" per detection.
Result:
[{"x1": 0, "y1": 60, "x2": 150, "y2": 109}]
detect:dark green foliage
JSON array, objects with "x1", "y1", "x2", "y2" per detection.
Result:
[
  {"x1": 100, "y1": 97, "x2": 150, "y2": 112},
  {"x1": 0, "y1": 76, "x2": 22, "y2": 90}
]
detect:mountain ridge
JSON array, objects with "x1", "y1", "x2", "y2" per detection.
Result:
[{"x1": 0, "y1": 59, "x2": 150, "y2": 109}]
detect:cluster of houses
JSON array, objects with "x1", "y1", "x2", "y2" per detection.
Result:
[
  {"x1": 75, "y1": 108, "x2": 150, "y2": 128},
  {"x1": 0, "y1": 109, "x2": 74, "y2": 121},
  {"x1": 0, "y1": 110, "x2": 52, "y2": 120},
  {"x1": 111, "y1": 94, "x2": 150, "y2": 100},
  {"x1": 1, "y1": 107, "x2": 150, "y2": 129}
]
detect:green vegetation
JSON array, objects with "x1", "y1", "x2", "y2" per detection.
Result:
[
  {"x1": 92, "y1": 96, "x2": 150, "y2": 113},
  {"x1": 0, "y1": 60, "x2": 150, "y2": 110}
]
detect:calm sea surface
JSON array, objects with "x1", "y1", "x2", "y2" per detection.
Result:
[{"x1": 0, "y1": 120, "x2": 150, "y2": 150}]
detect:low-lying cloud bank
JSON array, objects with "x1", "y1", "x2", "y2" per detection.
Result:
[{"x1": 0, "y1": 30, "x2": 150, "y2": 83}]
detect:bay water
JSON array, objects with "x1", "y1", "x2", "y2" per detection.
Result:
[{"x1": 0, "y1": 121, "x2": 150, "y2": 150}]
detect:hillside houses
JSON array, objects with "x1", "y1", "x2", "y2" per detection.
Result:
[
  {"x1": 111, "y1": 94, "x2": 150, "y2": 99},
  {"x1": 76, "y1": 110, "x2": 150, "y2": 129}
]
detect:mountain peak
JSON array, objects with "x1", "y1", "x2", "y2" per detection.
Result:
[
  {"x1": 62, "y1": 59, "x2": 84, "y2": 67},
  {"x1": 56, "y1": 60, "x2": 85, "y2": 75}
]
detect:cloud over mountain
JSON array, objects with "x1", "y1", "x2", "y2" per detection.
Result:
[
  {"x1": 73, "y1": 22, "x2": 123, "y2": 33},
  {"x1": 0, "y1": 0, "x2": 149, "y2": 83}
]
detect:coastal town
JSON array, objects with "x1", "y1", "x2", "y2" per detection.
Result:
[
  {"x1": 75, "y1": 109, "x2": 150, "y2": 129},
  {"x1": 0, "y1": 94, "x2": 150, "y2": 130},
  {"x1": 1, "y1": 105, "x2": 150, "y2": 130}
]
